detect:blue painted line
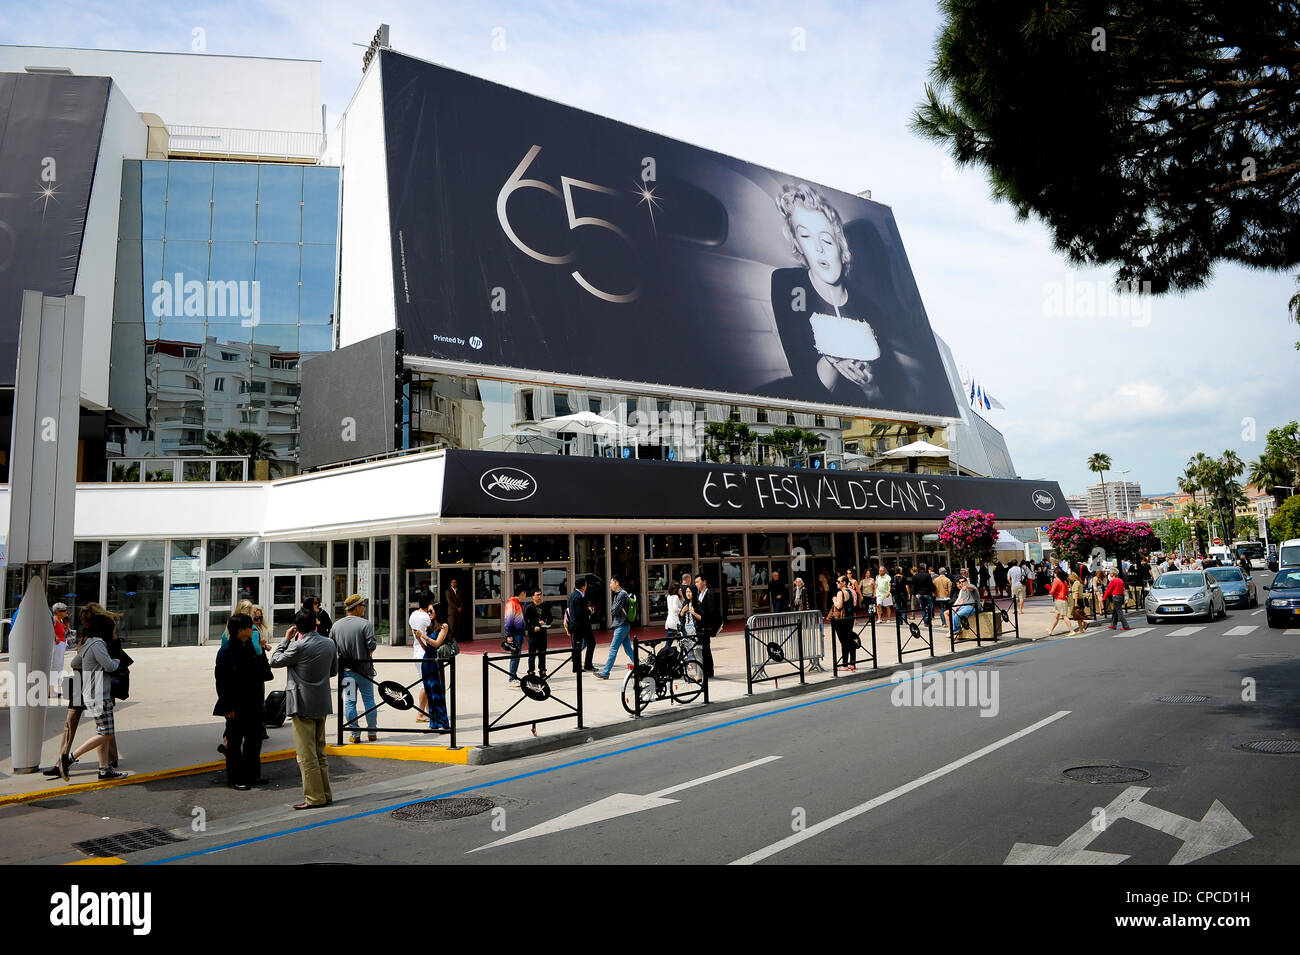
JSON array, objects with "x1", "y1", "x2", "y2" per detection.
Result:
[{"x1": 147, "y1": 640, "x2": 1046, "y2": 863}]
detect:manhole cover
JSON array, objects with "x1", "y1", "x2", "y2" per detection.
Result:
[
  {"x1": 74, "y1": 826, "x2": 183, "y2": 857},
  {"x1": 1237, "y1": 739, "x2": 1300, "y2": 754},
  {"x1": 390, "y1": 797, "x2": 495, "y2": 821},
  {"x1": 1155, "y1": 694, "x2": 1213, "y2": 704},
  {"x1": 1062, "y1": 765, "x2": 1151, "y2": 784}
]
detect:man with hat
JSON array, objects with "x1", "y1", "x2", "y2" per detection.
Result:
[{"x1": 331, "y1": 594, "x2": 378, "y2": 744}]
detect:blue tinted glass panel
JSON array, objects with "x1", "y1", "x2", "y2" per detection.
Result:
[
  {"x1": 254, "y1": 243, "x2": 300, "y2": 324},
  {"x1": 208, "y1": 241, "x2": 256, "y2": 288},
  {"x1": 208, "y1": 322, "x2": 253, "y2": 348},
  {"x1": 299, "y1": 324, "x2": 333, "y2": 354},
  {"x1": 159, "y1": 318, "x2": 206, "y2": 344},
  {"x1": 212, "y1": 164, "x2": 258, "y2": 241},
  {"x1": 143, "y1": 240, "x2": 164, "y2": 288},
  {"x1": 164, "y1": 163, "x2": 214, "y2": 241},
  {"x1": 256, "y1": 165, "x2": 303, "y2": 242},
  {"x1": 254, "y1": 324, "x2": 299, "y2": 352},
  {"x1": 141, "y1": 162, "x2": 168, "y2": 240},
  {"x1": 299, "y1": 244, "x2": 335, "y2": 324},
  {"x1": 301, "y1": 168, "x2": 339, "y2": 242},
  {"x1": 160, "y1": 241, "x2": 211, "y2": 306}
]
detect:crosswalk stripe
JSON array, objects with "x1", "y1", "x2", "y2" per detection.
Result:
[
  {"x1": 1250, "y1": 608, "x2": 1265, "y2": 616},
  {"x1": 1224, "y1": 625, "x2": 1258, "y2": 636},
  {"x1": 1168, "y1": 626, "x2": 1204, "y2": 636},
  {"x1": 1109, "y1": 627, "x2": 1150, "y2": 638},
  {"x1": 1285, "y1": 629, "x2": 1300, "y2": 636}
]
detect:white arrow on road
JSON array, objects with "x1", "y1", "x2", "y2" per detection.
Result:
[
  {"x1": 1004, "y1": 786, "x2": 1251, "y2": 865},
  {"x1": 469, "y1": 755, "x2": 781, "y2": 852}
]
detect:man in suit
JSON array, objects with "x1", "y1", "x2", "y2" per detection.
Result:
[
  {"x1": 769, "y1": 569, "x2": 788, "y2": 614},
  {"x1": 271, "y1": 608, "x2": 339, "y2": 810},
  {"x1": 213, "y1": 612, "x2": 272, "y2": 790},
  {"x1": 693, "y1": 574, "x2": 721, "y2": 678},
  {"x1": 445, "y1": 578, "x2": 464, "y2": 641},
  {"x1": 567, "y1": 577, "x2": 594, "y2": 673}
]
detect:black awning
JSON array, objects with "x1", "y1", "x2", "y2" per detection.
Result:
[{"x1": 441, "y1": 450, "x2": 1071, "y2": 523}]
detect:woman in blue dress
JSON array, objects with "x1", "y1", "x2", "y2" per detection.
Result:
[{"x1": 420, "y1": 604, "x2": 454, "y2": 730}]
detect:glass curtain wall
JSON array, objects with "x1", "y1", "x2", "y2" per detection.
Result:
[{"x1": 109, "y1": 160, "x2": 340, "y2": 476}]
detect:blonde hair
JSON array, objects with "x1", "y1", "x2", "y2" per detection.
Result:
[
  {"x1": 234, "y1": 599, "x2": 255, "y2": 618},
  {"x1": 776, "y1": 182, "x2": 851, "y2": 275}
]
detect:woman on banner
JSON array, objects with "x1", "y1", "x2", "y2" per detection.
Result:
[{"x1": 762, "y1": 183, "x2": 927, "y2": 407}]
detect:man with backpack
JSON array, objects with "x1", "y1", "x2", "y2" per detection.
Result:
[{"x1": 595, "y1": 575, "x2": 636, "y2": 680}]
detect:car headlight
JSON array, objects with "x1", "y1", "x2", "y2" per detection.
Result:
[{"x1": 1191, "y1": 591, "x2": 1205, "y2": 600}]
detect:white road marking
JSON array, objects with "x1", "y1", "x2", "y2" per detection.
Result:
[
  {"x1": 1005, "y1": 786, "x2": 1252, "y2": 865},
  {"x1": 1285, "y1": 630, "x2": 1300, "y2": 636},
  {"x1": 730, "y1": 710, "x2": 1071, "y2": 865},
  {"x1": 1223, "y1": 626, "x2": 1258, "y2": 636},
  {"x1": 1250, "y1": 608, "x2": 1265, "y2": 616},
  {"x1": 469, "y1": 755, "x2": 781, "y2": 852},
  {"x1": 1110, "y1": 628, "x2": 1150, "y2": 638},
  {"x1": 1168, "y1": 626, "x2": 1204, "y2": 637}
]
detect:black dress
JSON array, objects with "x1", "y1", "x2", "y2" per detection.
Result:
[{"x1": 761, "y1": 267, "x2": 926, "y2": 409}]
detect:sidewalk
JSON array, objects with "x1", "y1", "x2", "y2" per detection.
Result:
[{"x1": 1, "y1": 595, "x2": 1069, "y2": 800}]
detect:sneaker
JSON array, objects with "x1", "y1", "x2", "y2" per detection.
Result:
[
  {"x1": 594, "y1": 672, "x2": 609, "y2": 680},
  {"x1": 97, "y1": 768, "x2": 126, "y2": 781},
  {"x1": 231, "y1": 783, "x2": 251, "y2": 791},
  {"x1": 349, "y1": 736, "x2": 361, "y2": 744},
  {"x1": 507, "y1": 676, "x2": 518, "y2": 684},
  {"x1": 1107, "y1": 625, "x2": 1117, "y2": 630},
  {"x1": 367, "y1": 735, "x2": 378, "y2": 742}
]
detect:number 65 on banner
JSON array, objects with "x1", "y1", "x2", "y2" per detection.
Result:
[{"x1": 495, "y1": 144, "x2": 640, "y2": 304}]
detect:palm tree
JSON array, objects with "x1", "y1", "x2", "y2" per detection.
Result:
[
  {"x1": 1177, "y1": 465, "x2": 1206, "y2": 554},
  {"x1": 204, "y1": 429, "x2": 281, "y2": 478},
  {"x1": 1087, "y1": 452, "x2": 1112, "y2": 518},
  {"x1": 1249, "y1": 452, "x2": 1295, "y2": 506}
]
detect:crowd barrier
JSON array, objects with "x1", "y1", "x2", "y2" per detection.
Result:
[
  {"x1": 743, "y1": 613, "x2": 814, "y2": 693},
  {"x1": 336, "y1": 655, "x2": 458, "y2": 749}
]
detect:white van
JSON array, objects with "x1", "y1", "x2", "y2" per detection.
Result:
[
  {"x1": 1208, "y1": 545, "x2": 1233, "y2": 564},
  {"x1": 1279, "y1": 539, "x2": 1300, "y2": 570}
]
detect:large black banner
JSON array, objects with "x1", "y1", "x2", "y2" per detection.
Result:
[
  {"x1": 0, "y1": 74, "x2": 110, "y2": 386},
  {"x1": 381, "y1": 52, "x2": 959, "y2": 420},
  {"x1": 440, "y1": 450, "x2": 1071, "y2": 523}
]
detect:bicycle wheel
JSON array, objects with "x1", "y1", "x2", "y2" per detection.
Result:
[
  {"x1": 621, "y1": 667, "x2": 657, "y2": 715},
  {"x1": 672, "y1": 661, "x2": 704, "y2": 704}
]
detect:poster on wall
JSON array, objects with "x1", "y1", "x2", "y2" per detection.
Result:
[
  {"x1": 169, "y1": 585, "x2": 200, "y2": 615},
  {"x1": 380, "y1": 51, "x2": 959, "y2": 421}
]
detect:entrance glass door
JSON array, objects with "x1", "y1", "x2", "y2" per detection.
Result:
[
  {"x1": 270, "y1": 572, "x2": 324, "y2": 636},
  {"x1": 205, "y1": 573, "x2": 263, "y2": 643},
  {"x1": 645, "y1": 561, "x2": 695, "y2": 624}
]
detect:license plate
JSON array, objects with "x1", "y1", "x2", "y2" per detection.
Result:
[{"x1": 1161, "y1": 605, "x2": 1186, "y2": 613}]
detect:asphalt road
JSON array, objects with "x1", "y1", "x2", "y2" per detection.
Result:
[{"x1": 22, "y1": 576, "x2": 1300, "y2": 866}]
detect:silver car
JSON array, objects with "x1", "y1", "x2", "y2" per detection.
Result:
[{"x1": 1145, "y1": 571, "x2": 1226, "y2": 623}]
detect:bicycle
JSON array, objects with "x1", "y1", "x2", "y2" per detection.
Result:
[{"x1": 621, "y1": 634, "x2": 705, "y2": 715}]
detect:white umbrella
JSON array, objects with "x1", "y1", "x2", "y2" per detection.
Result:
[
  {"x1": 537, "y1": 411, "x2": 621, "y2": 436},
  {"x1": 879, "y1": 440, "x2": 950, "y2": 458}
]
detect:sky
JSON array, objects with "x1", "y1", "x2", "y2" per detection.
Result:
[{"x1": 4, "y1": 0, "x2": 1295, "y2": 496}]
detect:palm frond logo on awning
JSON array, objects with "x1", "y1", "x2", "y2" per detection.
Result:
[{"x1": 480, "y1": 467, "x2": 538, "y2": 502}]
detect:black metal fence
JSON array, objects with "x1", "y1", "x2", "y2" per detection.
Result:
[
  {"x1": 335, "y1": 655, "x2": 458, "y2": 749},
  {"x1": 830, "y1": 610, "x2": 878, "y2": 676},
  {"x1": 894, "y1": 603, "x2": 935, "y2": 660},
  {"x1": 480, "y1": 649, "x2": 583, "y2": 746},
  {"x1": 743, "y1": 615, "x2": 809, "y2": 694}
]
